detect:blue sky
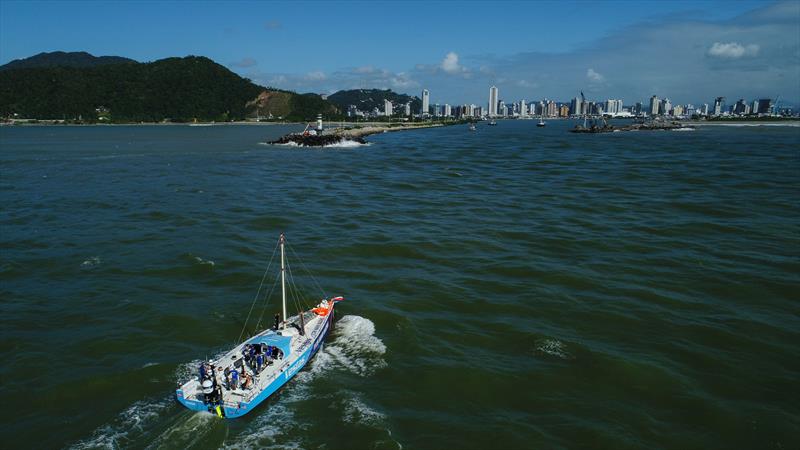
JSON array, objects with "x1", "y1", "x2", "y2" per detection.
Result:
[{"x1": 1, "y1": 1, "x2": 798, "y2": 107}]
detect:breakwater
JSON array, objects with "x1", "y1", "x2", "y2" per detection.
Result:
[{"x1": 269, "y1": 122, "x2": 449, "y2": 146}]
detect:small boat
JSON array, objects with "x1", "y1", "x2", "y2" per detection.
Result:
[
  {"x1": 537, "y1": 115, "x2": 546, "y2": 127},
  {"x1": 468, "y1": 123, "x2": 477, "y2": 131},
  {"x1": 176, "y1": 234, "x2": 343, "y2": 418},
  {"x1": 488, "y1": 120, "x2": 497, "y2": 126}
]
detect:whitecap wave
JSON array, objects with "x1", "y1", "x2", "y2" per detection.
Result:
[
  {"x1": 534, "y1": 338, "x2": 574, "y2": 360},
  {"x1": 81, "y1": 256, "x2": 101, "y2": 268},
  {"x1": 193, "y1": 256, "x2": 215, "y2": 267}
]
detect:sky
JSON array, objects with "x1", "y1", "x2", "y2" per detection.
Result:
[{"x1": 1, "y1": 0, "x2": 799, "y2": 108}]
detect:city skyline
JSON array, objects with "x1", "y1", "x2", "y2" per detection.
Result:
[{"x1": 1, "y1": 1, "x2": 798, "y2": 108}]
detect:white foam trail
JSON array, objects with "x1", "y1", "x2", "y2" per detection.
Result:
[
  {"x1": 72, "y1": 350, "x2": 233, "y2": 449},
  {"x1": 323, "y1": 140, "x2": 372, "y2": 148},
  {"x1": 340, "y1": 393, "x2": 386, "y2": 426},
  {"x1": 318, "y1": 315, "x2": 387, "y2": 376},
  {"x1": 70, "y1": 396, "x2": 175, "y2": 450},
  {"x1": 672, "y1": 128, "x2": 695, "y2": 131}
]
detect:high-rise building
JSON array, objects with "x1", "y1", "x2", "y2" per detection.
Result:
[
  {"x1": 650, "y1": 95, "x2": 659, "y2": 115},
  {"x1": 404, "y1": 102, "x2": 411, "y2": 116},
  {"x1": 661, "y1": 98, "x2": 672, "y2": 115},
  {"x1": 546, "y1": 100, "x2": 557, "y2": 117},
  {"x1": 559, "y1": 104, "x2": 570, "y2": 117},
  {"x1": 421, "y1": 89, "x2": 430, "y2": 116},
  {"x1": 520, "y1": 99, "x2": 527, "y2": 116},
  {"x1": 733, "y1": 99, "x2": 747, "y2": 115},
  {"x1": 751, "y1": 100, "x2": 759, "y2": 114},
  {"x1": 488, "y1": 86, "x2": 499, "y2": 117},
  {"x1": 713, "y1": 97, "x2": 725, "y2": 115},
  {"x1": 757, "y1": 99, "x2": 772, "y2": 115},
  {"x1": 444, "y1": 104, "x2": 451, "y2": 117},
  {"x1": 384, "y1": 100, "x2": 393, "y2": 117},
  {"x1": 701, "y1": 104, "x2": 709, "y2": 115},
  {"x1": 634, "y1": 102, "x2": 643, "y2": 115},
  {"x1": 604, "y1": 99, "x2": 623, "y2": 115},
  {"x1": 570, "y1": 97, "x2": 581, "y2": 116}
]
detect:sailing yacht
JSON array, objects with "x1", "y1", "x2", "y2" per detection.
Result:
[
  {"x1": 176, "y1": 234, "x2": 343, "y2": 418},
  {"x1": 537, "y1": 114, "x2": 546, "y2": 127}
]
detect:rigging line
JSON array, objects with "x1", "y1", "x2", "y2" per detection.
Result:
[
  {"x1": 288, "y1": 258, "x2": 313, "y2": 311},
  {"x1": 286, "y1": 259, "x2": 310, "y2": 312},
  {"x1": 237, "y1": 240, "x2": 279, "y2": 344},
  {"x1": 286, "y1": 241, "x2": 327, "y2": 298},
  {"x1": 285, "y1": 259, "x2": 304, "y2": 313},
  {"x1": 254, "y1": 271, "x2": 281, "y2": 332}
]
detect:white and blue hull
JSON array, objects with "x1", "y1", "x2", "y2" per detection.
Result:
[{"x1": 177, "y1": 305, "x2": 336, "y2": 418}]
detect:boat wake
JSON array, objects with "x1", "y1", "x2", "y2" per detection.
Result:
[
  {"x1": 261, "y1": 140, "x2": 372, "y2": 148},
  {"x1": 222, "y1": 314, "x2": 395, "y2": 449}
]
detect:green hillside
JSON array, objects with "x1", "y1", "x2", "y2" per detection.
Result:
[
  {"x1": 0, "y1": 55, "x2": 338, "y2": 122},
  {"x1": 0, "y1": 51, "x2": 137, "y2": 71}
]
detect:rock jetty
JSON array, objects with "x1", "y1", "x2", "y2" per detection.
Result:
[
  {"x1": 570, "y1": 118, "x2": 693, "y2": 134},
  {"x1": 268, "y1": 122, "x2": 448, "y2": 147}
]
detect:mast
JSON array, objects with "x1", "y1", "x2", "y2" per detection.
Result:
[{"x1": 280, "y1": 233, "x2": 287, "y2": 328}]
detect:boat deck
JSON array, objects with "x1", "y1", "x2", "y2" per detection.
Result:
[{"x1": 179, "y1": 311, "x2": 329, "y2": 410}]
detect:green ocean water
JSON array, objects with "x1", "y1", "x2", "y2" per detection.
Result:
[{"x1": 0, "y1": 121, "x2": 798, "y2": 449}]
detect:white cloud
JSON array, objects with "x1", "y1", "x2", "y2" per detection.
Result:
[
  {"x1": 586, "y1": 68, "x2": 604, "y2": 83},
  {"x1": 708, "y1": 42, "x2": 760, "y2": 58},
  {"x1": 441, "y1": 52, "x2": 462, "y2": 74},
  {"x1": 269, "y1": 75, "x2": 286, "y2": 85},
  {"x1": 304, "y1": 71, "x2": 327, "y2": 81}
]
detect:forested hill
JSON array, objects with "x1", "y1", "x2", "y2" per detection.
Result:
[
  {"x1": 0, "y1": 54, "x2": 338, "y2": 122},
  {"x1": 328, "y1": 89, "x2": 421, "y2": 113},
  {"x1": 0, "y1": 51, "x2": 137, "y2": 71}
]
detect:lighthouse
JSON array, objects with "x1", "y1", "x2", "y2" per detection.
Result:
[{"x1": 316, "y1": 114, "x2": 323, "y2": 132}]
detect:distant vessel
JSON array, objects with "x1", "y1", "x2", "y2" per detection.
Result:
[
  {"x1": 537, "y1": 115, "x2": 546, "y2": 127},
  {"x1": 468, "y1": 123, "x2": 477, "y2": 131},
  {"x1": 488, "y1": 120, "x2": 497, "y2": 126},
  {"x1": 176, "y1": 234, "x2": 343, "y2": 418}
]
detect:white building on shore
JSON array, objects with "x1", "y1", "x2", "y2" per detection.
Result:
[{"x1": 488, "y1": 86, "x2": 498, "y2": 117}]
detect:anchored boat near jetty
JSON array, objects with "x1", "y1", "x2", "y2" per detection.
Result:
[{"x1": 176, "y1": 234, "x2": 343, "y2": 418}]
